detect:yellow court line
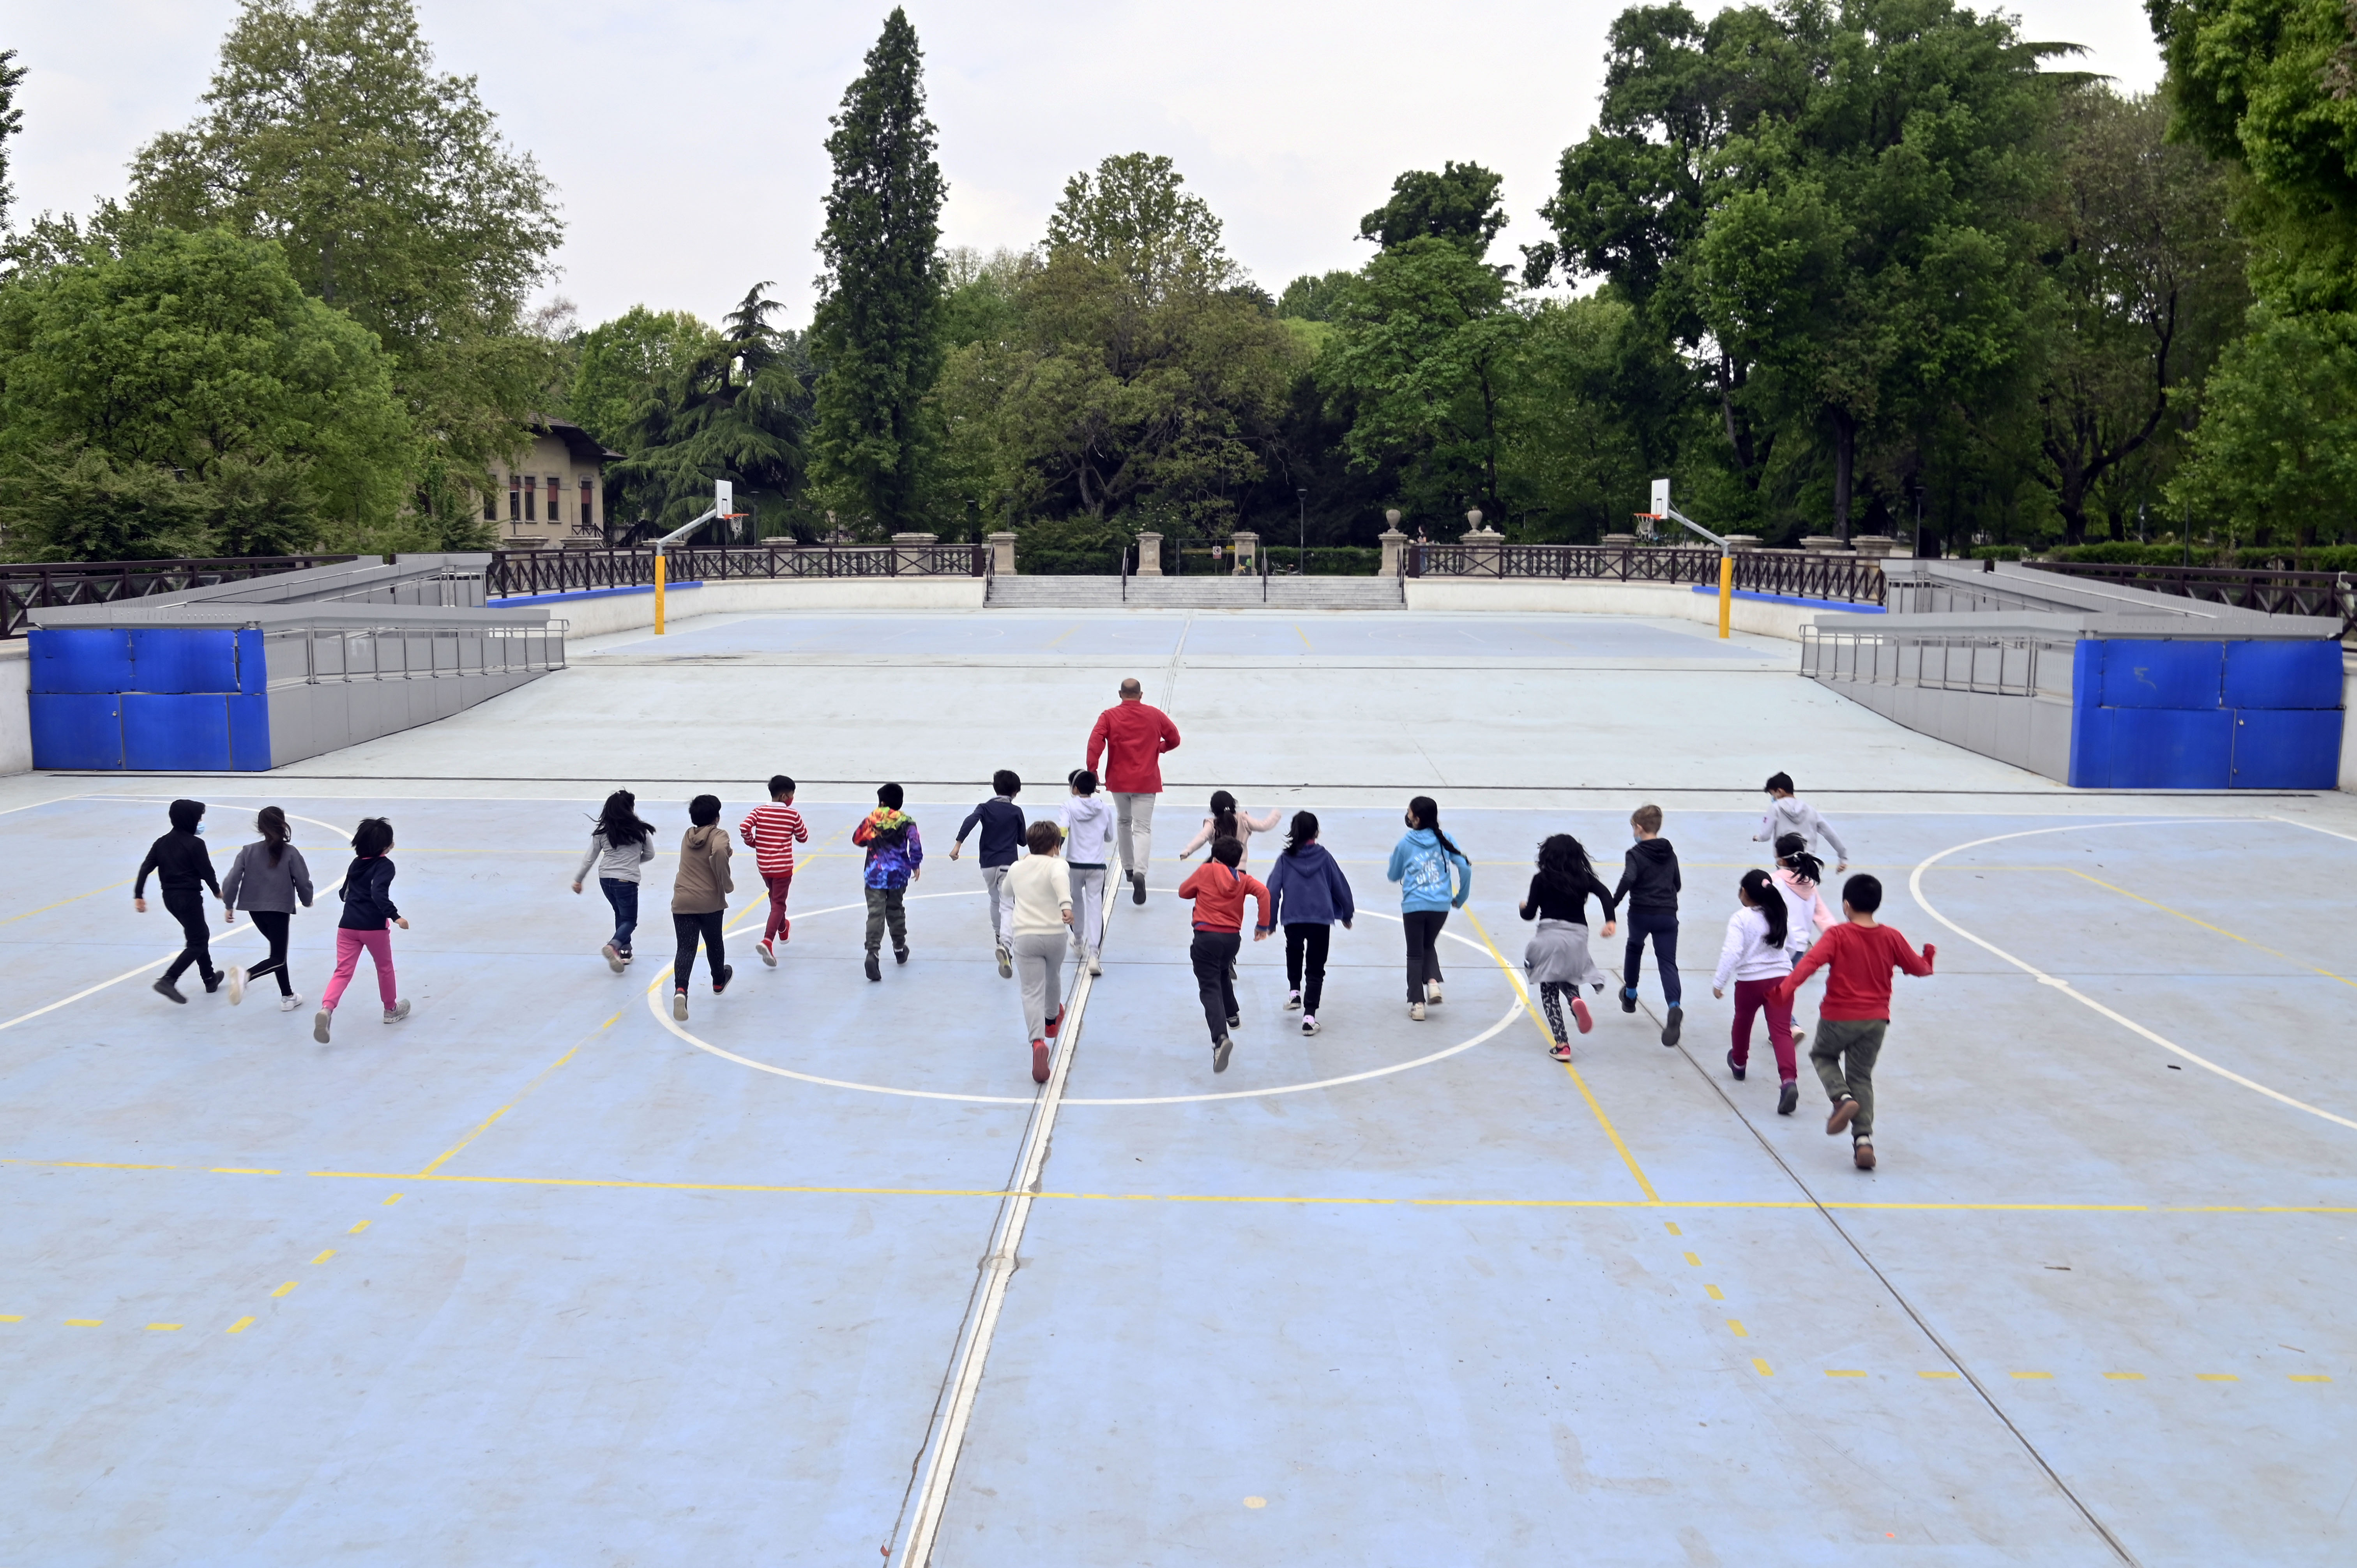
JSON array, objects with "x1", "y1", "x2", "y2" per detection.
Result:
[
  {"x1": 1044, "y1": 623, "x2": 1081, "y2": 647},
  {"x1": 1294, "y1": 624, "x2": 1312, "y2": 649},
  {"x1": 313, "y1": 1170, "x2": 1014, "y2": 1197},
  {"x1": 1461, "y1": 908, "x2": 1659, "y2": 1204},
  {"x1": 413, "y1": 1012, "x2": 620, "y2": 1176},
  {"x1": 0, "y1": 876, "x2": 133, "y2": 927},
  {"x1": 2069, "y1": 869, "x2": 2357, "y2": 991}
]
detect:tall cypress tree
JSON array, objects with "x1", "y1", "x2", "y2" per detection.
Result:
[{"x1": 811, "y1": 9, "x2": 945, "y2": 531}]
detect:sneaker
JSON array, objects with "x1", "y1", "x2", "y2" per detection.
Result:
[
  {"x1": 1777, "y1": 1079, "x2": 1799, "y2": 1116},
  {"x1": 1853, "y1": 1139, "x2": 1877, "y2": 1171},
  {"x1": 1571, "y1": 996, "x2": 1593, "y2": 1034},
  {"x1": 1031, "y1": 1040, "x2": 1051, "y2": 1084},
  {"x1": 603, "y1": 942, "x2": 624, "y2": 973},
  {"x1": 1286, "y1": 989, "x2": 1302, "y2": 1012},
  {"x1": 996, "y1": 945, "x2": 1012, "y2": 980},
  {"x1": 1131, "y1": 871, "x2": 1146, "y2": 905},
  {"x1": 1088, "y1": 954, "x2": 1102, "y2": 976},
  {"x1": 1301, "y1": 1015, "x2": 1320, "y2": 1036},
  {"x1": 1550, "y1": 1041, "x2": 1572, "y2": 1061},
  {"x1": 1662, "y1": 1006, "x2": 1683, "y2": 1047},
  {"x1": 673, "y1": 989, "x2": 690, "y2": 1020},
  {"x1": 313, "y1": 1007, "x2": 332, "y2": 1043},
  {"x1": 1791, "y1": 1026, "x2": 1808, "y2": 1055},
  {"x1": 758, "y1": 939, "x2": 776, "y2": 968},
  {"x1": 1826, "y1": 1096, "x2": 1859, "y2": 1136},
  {"x1": 620, "y1": 949, "x2": 634, "y2": 965},
  {"x1": 1227, "y1": 1012, "x2": 1240, "y2": 1028},
  {"x1": 1425, "y1": 982, "x2": 1443, "y2": 1005},
  {"x1": 1726, "y1": 1048, "x2": 1746, "y2": 1081},
  {"x1": 226, "y1": 965, "x2": 246, "y2": 1005},
  {"x1": 278, "y1": 994, "x2": 304, "y2": 1013},
  {"x1": 153, "y1": 978, "x2": 187, "y2": 1005},
  {"x1": 1046, "y1": 1007, "x2": 1064, "y2": 1038},
  {"x1": 1213, "y1": 1034, "x2": 1233, "y2": 1073},
  {"x1": 202, "y1": 972, "x2": 223, "y2": 995},
  {"x1": 382, "y1": 999, "x2": 411, "y2": 1025},
  {"x1": 894, "y1": 946, "x2": 910, "y2": 966},
  {"x1": 864, "y1": 952, "x2": 881, "y2": 982},
  {"x1": 712, "y1": 964, "x2": 733, "y2": 995},
  {"x1": 1619, "y1": 987, "x2": 1638, "y2": 1014},
  {"x1": 1410, "y1": 1001, "x2": 1426, "y2": 1022}
]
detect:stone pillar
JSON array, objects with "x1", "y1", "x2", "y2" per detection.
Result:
[
  {"x1": 1722, "y1": 534, "x2": 1763, "y2": 553},
  {"x1": 1230, "y1": 530, "x2": 1258, "y2": 575},
  {"x1": 1134, "y1": 531, "x2": 1164, "y2": 576},
  {"x1": 1601, "y1": 532, "x2": 1638, "y2": 549},
  {"x1": 1379, "y1": 528, "x2": 1409, "y2": 577},
  {"x1": 987, "y1": 531, "x2": 1018, "y2": 576},
  {"x1": 1799, "y1": 535, "x2": 1845, "y2": 553},
  {"x1": 1459, "y1": 509, "x2": 1503, "y2": 575},
  {"x1": 1848, "y1": 534, "x2": 1899, "y2": 558},
  {"x1": 891, "y1": 531, "x2": 938, "y2": 575}
]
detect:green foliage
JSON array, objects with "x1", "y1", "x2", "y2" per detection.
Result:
[
  {"x1": 611, "y1": 285, "x2": 812, "y2": 538},
  {"x1": 938, "y1": 247, "x2": 1026, "y2": 351},
  {"x1": 1495, "y1": 295, "x2": 1683, "y2": 539},
  {"x1": 1260, "y1": 545, "x2": 1382, "y2": 575},
  {"x1": 1046, "y1": 153, "x2": 1232, "y2": 295},
  {"x1": 2168, "y1": 307, "x2": 2357, "y2": 542},
  {"x1": 1012, "y1": 514, "x2": 1135, "y2": 574},
  {"x1": 0, "y1": 445, "x2": 217, "y2": 562},
  {"x1": 811, "y1": 7, "x2": 945, "y2": 533},
  {"x1": 0, "y1": 48, "x2": 24, "y2": 231},
  {"x1": 570, "y1": 306, "x2": 719, "y2": 453},
  {"x1": 1359, "y1": 162, "x2": 1507, "y2": 260},
  {"x1": 1277, "y1": 271, "x2": 1355, "y2": 321}
]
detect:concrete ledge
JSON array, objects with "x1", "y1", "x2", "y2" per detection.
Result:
[
  {"x1": 0, "y1": 641, "x2": 26, "y2": 777},
  {"x1": 1403, "y1": 577, "x2": 1840, "y2": 640},
  {"x1": 528, "y1": 577, "x2": 987, "y2": 637}
]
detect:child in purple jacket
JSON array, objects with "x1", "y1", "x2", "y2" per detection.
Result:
[{"x1": 852, "y1": 782, "x2": 924, "y2": 981}]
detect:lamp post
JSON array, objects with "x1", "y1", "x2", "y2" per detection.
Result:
[{"x1": 1296, "y1": 486, "x2": 1308, "y2": 576}]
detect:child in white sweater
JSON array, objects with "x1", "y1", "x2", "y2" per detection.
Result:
[
  {"x1": 1006, "y1": 821, "x2": 1076, "y2": 1085},
  {"x1": 1712, "y1": 868, "x2": 1801, "y2": 1116}
]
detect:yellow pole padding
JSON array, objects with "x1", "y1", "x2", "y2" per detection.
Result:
[
  {"x1": 655, "y1": 549, "x2": 667, "y2": 635},
  {"x1": 1717, "y1": 553, "x2": 1733, "y2": 639}
]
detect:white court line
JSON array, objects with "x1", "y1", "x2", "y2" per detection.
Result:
[
  {"x1": 2270, "y1": 814, "x2": 2357, "y2": 847},
  {"x1": 1908, "y1": 819, "x2": 2357, "y2": 1135}
]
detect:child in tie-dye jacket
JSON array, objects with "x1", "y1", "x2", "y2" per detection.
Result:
[{"x1": 852, "y1": 782, "x2": 924, "y2": 980}]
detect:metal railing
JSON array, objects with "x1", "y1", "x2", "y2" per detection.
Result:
[
  {"x1": 270, "y1": 621, "x2": 568, "y2": 687},
  {"x1": 487, "y1": 542, "x2": 989, "y2": 598},
  {"x1": 2027, "y1": 560, "x2": 2356, "y2": 640},
  {"x1": 1802, "y1": 622, "x2": 2074, "y2": 699},
  {"x1": 0, "y1": 555, "x2": 359, "y2": 638},
  {"x1": 1401, "y1": 542, "x2": 1889, "y2": 606}
]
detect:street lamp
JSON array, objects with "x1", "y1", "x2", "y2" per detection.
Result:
[{"x1": 1297, "y1": 486, "x2": 1308, "y2": 576}]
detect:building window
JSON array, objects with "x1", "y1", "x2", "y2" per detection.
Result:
[
  {"x1": 484, "y1": 481, "x2": 497, "y2": 523},
  {"x1": 509, "y1": 473, "x2": 521, "y2": 521},
  {"x1": 546, "y1": 476, "x2": 561, "y2": 523},
  {"x1": 523, "y1": 479, "x2": 535, "y2": 522},
  {"x1": 580, "y1": 478, "x2": 596, "y2": 532}
]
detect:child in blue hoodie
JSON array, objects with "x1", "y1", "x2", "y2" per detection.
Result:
[
  {"x1": 1264, "y1": 810, "x2": 1355, "y2": 1035},
  {"x1": 1385, "y1": 795, "x2": 1471, "y2": 1021}
]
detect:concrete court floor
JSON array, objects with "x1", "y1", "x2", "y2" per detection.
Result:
[{"x1": 1, "y1": 606, "x2": 2354, "y2": 1567}]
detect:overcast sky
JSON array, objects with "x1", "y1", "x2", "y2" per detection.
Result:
[{"x1": 6, "y1": 0, "x2": 2165, "y2": 331}]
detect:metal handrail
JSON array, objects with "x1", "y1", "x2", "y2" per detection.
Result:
[
  {"x1": 486, "y1": 542, "x2": 988, "y2": 598},
  {"x1": 0, "y1": 554, "x2": 360, "y2": 638},
  {"x1": 2027, "y1": 560, "x2": 2357, "y2": 639},
  {"x1": 1398, "y1": 542, "x2": 1889, "y2": 605}
]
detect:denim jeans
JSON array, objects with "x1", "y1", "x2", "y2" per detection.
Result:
[
  {"x1": 599, "y1": 877, "x2": 640, "y2": 954},
  {"x1": 1623, "y1": 908, "x2": 1682, "y2": 1006}
]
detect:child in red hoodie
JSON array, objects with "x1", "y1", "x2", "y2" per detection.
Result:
[
  {"x1": 1177, "y1": 835, "x2": 1269, "y2": 1074},
  {"x1": 1769, "y1": 873, "x2": 1934, "y2": 1171}
]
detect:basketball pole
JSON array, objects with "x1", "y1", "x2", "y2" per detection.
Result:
[
  {"x1": 1646, "y1": 478, "x2": 1734, "y2": 641},
  {"x1": 649, "y1": 481, "x2": 739, "y2": 637}
]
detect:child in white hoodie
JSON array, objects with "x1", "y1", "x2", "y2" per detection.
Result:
[
  {"x1": 1060, "y1": 769, "x2": 1115, "y2": 975},
  {"x1": 1712, "y1": 868, "x2": 1801, "y2": 1116},
  {"x1": 1753, "y1": 772, "x2": 1849, "y2": 871}
]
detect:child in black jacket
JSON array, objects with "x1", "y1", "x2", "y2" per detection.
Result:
[
  {"x1": 1613, "y1": 803, "x2": 1684, "y2": 1047},
  {"x1": 134, "y1": 797, "x2": 225, "y2": 1004}
]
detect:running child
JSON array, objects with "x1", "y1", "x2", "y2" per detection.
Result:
[
  {"x1": 573, "y1": 789, "x2": 657, "y2": 972},
  {"x1": 951, "y1": 771, "x2": 1025, "y2": 978},
  {"x1": 1178, "y1": 836, "x2": 1269, "y2": 1073},
  {"x1": 1712, "y1": 869, "x2": 1800, "y2": 1114},
  {"x1": 134, "y1": 798, "x2": 226, "y2": 1005},
  {"x1": 1264, "y1": 811, "x2": 1354, "y2": 1037},
  {"x1": 1519, "y1": 833, "x2": 1617, "y2": 1061},
  {"x1": 221, "y1": 806, "x2": 313, "y2": 1011},
  {"x1": 669, "y1": 794, "x2": 735, "y2": 1019},
  {"x1": 1005, "y1": 820, "x2": 1075, "y2": 1084},
  {"x1": 853, "y1": 784, "x2": 923, "y2": 981},
  {"x1": 313, "y1": 817, "x2": 408, "y2": 1042},
  {"x1": 1753, "y1": 772, "x2": 1849, "y2": 872},
  {"x1": 1614, "y1": 803, "x2": 1684, "y2": 1046},
  {"x1": 1060, "y1": 770, "x2": 1114, "y2": 976},
  {"x1": 1386, "y1": 795, "x2": 1470, "y2": 1022},
  {"x1": 1177, "y1": 791, "x2": 1283, "y2": 863},
  {"x1": 738, "y1": 775, "x2": 808, "y2": 967},
  {"x1": 1770, "y1": 832, "x2": 1838, "y2": 1056},
  {"x1": 1767, "y1": 873, "x2": 1935, "y2": 1170}
]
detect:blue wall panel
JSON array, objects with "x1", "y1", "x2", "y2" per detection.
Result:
[
  {"x1": 2066, "y1": 699, "x2": 2112, "y2": 788},
  {"x1": 226, "y1": 694, "x2": 271, "y2": 772},
  {"x1": 27, "y1": 629, "x2": 133, "y2": 695},
  {"x1": 233, "y1": 629, "x2": 267, "y2": 695},
  {"x1": 2099, "y1": 641, "x2": 2222, "y2": 709},
  {"x1": 2231, "y1": 709, "x2": 2344, "y2": 788},
  {"x1": 2103, "y1": 708, "x2": 2234, "y2": 788},
  {"x1": 2222, "y1": 639, "x2": 2343, "y2": 711},
  {"x1": 128, "y1": 628, "x2": 239, "y2": 695},
  {"x1": 29, "y1": 693, "x2": 123, "y2": 769},
  {"x1": 122, "y1": 695, "x2": 231, "y2": 772}
]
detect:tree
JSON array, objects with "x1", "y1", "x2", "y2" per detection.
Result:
[
  {"x1": 1359, "y1": 161, "x2": 1507, "y2": 260},
  {"x1": 126, "y1": 0, "x2": 563, "y2": 521},
  {"x1": 0, "y1": 49, "x2": 25, "y2": 232},
  {"x1": 569, "y1": 306, "x2": 719, "y2": 453},
  {"x1": 0, "y1": 226, "x2": 412, "y2": 557},
  {"x1": 810, "y1": 7, "x2": 945, "y2": 532},
  {"x1": 611, "y1": 284, "x2": 812, "y2": 538},
  {"x1": 2170, "y1": 308, "x2": 2357, "y2": 543},
  {"x1": 1277, "y1": 270, "x2": 1355, "y2": 321},
  {"x1": 1046, "y1": 152, "x2": 1232, "y2": 296}
]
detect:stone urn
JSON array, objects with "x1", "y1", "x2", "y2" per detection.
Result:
[{"x1": 1379, "y1": 509, "x2": 1409, "y2": 577}]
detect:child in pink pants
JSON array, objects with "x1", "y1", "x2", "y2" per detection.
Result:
[
  {"x1": 315, "y1": 816, "x2": 410, "y2": 1044},
  {"x1": 1712, "y1": 869, "x2": 1800, "y2": 1116}
]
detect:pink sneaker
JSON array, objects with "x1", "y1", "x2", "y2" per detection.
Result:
[
  {"x1": 1030, "y1": 1040, "x2": 1050, "y2": 1083},
  {"x1": 1571, "y1": 996, "x2": 1593, "y2": 1034}
]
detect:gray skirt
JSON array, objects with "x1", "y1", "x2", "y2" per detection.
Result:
[{"x1": 1524, "y1": 918, "x2": 1606, "y2": 988}]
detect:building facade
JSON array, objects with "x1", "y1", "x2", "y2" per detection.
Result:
[{"x1": 482, "y1": 420, "x2": 622, "y2": 549}]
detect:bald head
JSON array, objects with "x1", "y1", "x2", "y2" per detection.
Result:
[{"x1": 1118, "y1": 678, "x2": 1143, "y2": 701}]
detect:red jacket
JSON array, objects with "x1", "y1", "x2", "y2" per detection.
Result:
[
  {"x1": 1771, "y1": 921, "x2": 1935, "y2": 1021},
  {"x1": 1086, "y1": 700, "x2": 1181, "y2": 793},
  {"x1": 1178, "y1": 862, "x2": 1270, "y2": 934}
]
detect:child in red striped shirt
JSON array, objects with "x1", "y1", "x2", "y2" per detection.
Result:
[{"x1": 739, "y1": 774, "x2": 809, "y2": 966}]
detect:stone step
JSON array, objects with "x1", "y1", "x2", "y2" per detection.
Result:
[{"x1": 986, "y1": 575, "x2": 1402, "y2": 610}]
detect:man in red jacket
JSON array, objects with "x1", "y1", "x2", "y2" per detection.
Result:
[{"x1": 1086, "y1": 677, "x2": 1182, "y2": 905}]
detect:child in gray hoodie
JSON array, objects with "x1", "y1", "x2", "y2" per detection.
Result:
[
  {"x1": 1753, "y1": 772, "x2": 1849, "y2": 871},
  {"x1": 1060, "y1": 770, "x2": 1115, "y2": 975}
]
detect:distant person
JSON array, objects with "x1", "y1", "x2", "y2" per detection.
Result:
[
  {"x1": 220, "y1": 805, "x2": 313, "y2": 1012},
  {"x1": 1178, "y1": 790, "x2": 1284, "y2": 864},
  {"x1": 1005, "y1": 820, "x2": 1075, "y2": 1084},
  {"x1": 134, "y1": 797, "x2": 226, "y2": 1005},
  {"x1": 573, "y1": 789, "x2": 657, "y2": 972},
  {"x1": 313, "y1": 816, "x2": 408, "y2": 1043},
  {"x1": 853, "y1": 783, "x2": 923, "y2": 981},
  {"x1": 1519, "y1": 832, "x2": 1617, "y2": 1061},
  {"x1": 739, "y1": 775, "x2": 809, "y2": 966},
  {"x1": 1386, "y1": 795, "x2": 1471, "y2": 1022},
  {"x1": 1085, "y1": 677, "x2": 1182, "y2": 906},
  {"x1": 1178, "y1": 835, "x2": 1269, "y2": 1074},
  {"x1": 668, "y1": 794, "x2": 735, "y2": 1020},
  {"x1": 951, "y1": 770, "x2": 1026, "y2": 978},
  {"x1": 1754, "y1": 773, "x2": 1849, "y2": 872},
  {"x1": 1264, "y1": 811, "x2": 1353, "y2": 1037},
  {"x1": 1713, "y1": 869, "x2": 1799, "y2": 1114},
  {"x1": 1615, "y1": 803, "x2": 1684, "y2": 1046},
  {"x1": 1060, "y1": 770, "x2": 1114, "y2": 976},
  {"x1": 1769, "y1": 873, "x2": 1936, "y2": 1171}
]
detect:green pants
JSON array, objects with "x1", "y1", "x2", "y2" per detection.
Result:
[
  {"x1": 1810, "y1": 1017, "x2": 1887, "y2": 1138},
  {"x1": 864, "y1": 885, "x2": 908, "y2": 954}
]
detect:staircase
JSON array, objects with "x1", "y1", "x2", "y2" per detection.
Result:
[{"x1": 986, "y1": 574, "x2": 1404, "y2": 610}]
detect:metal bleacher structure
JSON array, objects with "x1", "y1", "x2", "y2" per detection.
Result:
[
  {"x1": 23, "y1": 555, "x2": 563, "y2": 772},
  {"x1": 1801, "y1": 559, "x2": 2348, "y2": 788}
]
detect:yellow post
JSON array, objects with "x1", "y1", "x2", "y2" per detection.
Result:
[
  {"x1": 654, "y1": 548, "x2": 667, "y2": 635},
  {"x1": 1717, "y1": 552, "x2": 1733, "y2": 639}
]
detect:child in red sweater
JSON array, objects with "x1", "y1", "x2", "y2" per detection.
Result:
[
  {"x1": 739, "y1": 773, "x2": 809, "y2": 965},
  {"x1": 1769, "y1": 873, "x2": 1934, "y2": 1171},
  {"x1": 1177, "y1": 836, "x2": 1269, "y2": 1074}
]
